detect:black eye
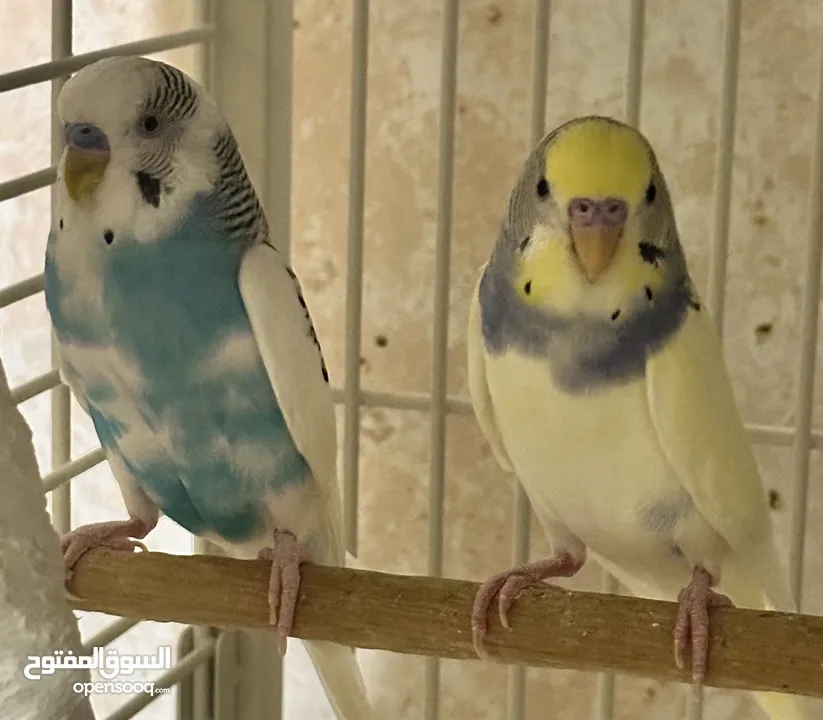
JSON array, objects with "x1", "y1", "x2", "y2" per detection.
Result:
[
  {"x1": 645, "y1": 182, "x2": 656, "y2": 203},
  {"x1": 537, "y1": 176, "x2": 550, "y2": 198},
  {"x1": 140, "y1": 114, "x2": 161, "y2": 134}
]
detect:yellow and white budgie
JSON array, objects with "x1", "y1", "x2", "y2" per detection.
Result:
[{"x1": 467, "y1": 115, "x2": 805, "y2": 719}]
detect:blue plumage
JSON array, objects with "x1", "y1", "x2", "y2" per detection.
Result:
[
  {"x1": 49, "y1": 56, "x2": 373, "y2": 720},
  {"x1": 45, "y1": 195, "x2": 309, "y2": 543}
]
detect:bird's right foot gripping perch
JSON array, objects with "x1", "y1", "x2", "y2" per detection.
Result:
[
  {"x1": 471, "y1": 551, "x2": 585, "y2": 658},
  {"x1": 61, "y1": 516, "x2": 155, "y2": 584},
  {"x1": 674, "y1": 565, "x2": 733, "y2": 686},
  {"x1": 258, "y1": 529, "x2": 311, "y2": 655}
]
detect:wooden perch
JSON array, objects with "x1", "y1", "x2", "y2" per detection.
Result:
[{"x1": 67, "y1": 549, "x2": 823, "y2": 698}]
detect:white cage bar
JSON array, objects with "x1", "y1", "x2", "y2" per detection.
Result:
[
  {"x1": 0, "y1": 2, "x2": 820, "y2": 719},
  {"x1": 506, "y1": 4, "x2": 552, "y2": 720},
  {"x1": 342, "y1": 0, "x2": 370, "y2": 559},
  {"x1": 789, "y1": 18, "x2": 823, "y2": 611}
]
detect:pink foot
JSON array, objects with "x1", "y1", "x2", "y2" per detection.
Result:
[
  {"x1": 471, "y1": 552, "x2": 584, "y2": 658},
  {"x1": 674, "y1": 566, "x2": 733, "y2": 684},
  {"x1": 258, "y1": 530, "x2": 311, "y2": 655},
  {"x1": 61, "y1": 517, "x2": 154, "y2": 583}
]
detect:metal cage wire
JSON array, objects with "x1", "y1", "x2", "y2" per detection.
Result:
[{"x1": 0, "y1": 1, "x2": 821, "y2": 720}]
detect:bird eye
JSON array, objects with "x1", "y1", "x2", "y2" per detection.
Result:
[
  {"x1": 537, "y1": 176, "x2": 550, "y2": 198},
  {"x1": 645, "y1": 182, "x2": 657, "y2": 203},
  {"x1": 140, "y1": 114, "x2": 161, "y2": 135}
]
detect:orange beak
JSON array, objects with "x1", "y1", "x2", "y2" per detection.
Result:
[{"x1": 570, "y1": 223, "x2": 623, "y2": 283}]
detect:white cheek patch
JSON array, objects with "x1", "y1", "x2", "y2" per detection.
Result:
[
  {"x1": 129, "y1": 142, "x2": 216, "y2": 242},
  {"x1": 56, "y1": 143, "x2": 217, "y2": 250}
]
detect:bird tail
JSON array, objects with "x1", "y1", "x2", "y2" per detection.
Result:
[
  {"x1": 754, "y1": 692, "x2": 807, "y2": 720},
  {"x1": 722, "y1": 551, "x2": 807, "y2": 720},
  {"x1": 303, "y1": 639, "x2": 372, "y2": 720}
]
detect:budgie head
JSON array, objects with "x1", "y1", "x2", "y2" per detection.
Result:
[
  {"x1": 56, "y1": 55, "x2": 259, "y2": 242},
  {"x1": 495, "y1": 115, "x2": 692, "y2": 322}
]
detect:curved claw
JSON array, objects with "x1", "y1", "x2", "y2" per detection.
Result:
[
  {"x1": 498, "y1": 572, "x2": 541, "y2": 629},
  {"x1": 470, "y1": 553, "x2": 585, "y2": 659},
  {"x1": 471, "y1": 571, "x2": 513, "y2": 659},
  {"x1": 259, "y1": 531, "x2": 311, "y2": 655}
]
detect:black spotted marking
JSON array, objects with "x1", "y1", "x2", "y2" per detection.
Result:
[
  {"x1": 212, "y1": 132, "x2": 266, "y2": 241},
  {"x1": 143, "y1": 62, "x2": 199, "y2": 123},
  {"x1": 103, "y1": 230, "x2": 114, "y2": 245},
  {"x1": 768, "y1": 489, "x2": 782, "y2": 510},
  {"x1": 131, "y1": 62, "x2": 202, "y2": 184},
  {"x1": 645, "y1": 286, "x2": 653, "y2": 302},
  {"x1": 524, "y1": 280, "x2": 532, "y2": 295},
  {"x1": 519, "y1": 235, "x2": 531, "y2": 252},
  {"x1": 285, "y1": 265, "x2": 329, "y2": 383},
  {"x1": 638, "y1": 242, "x2": 664, "y2": 267},
  {"x1": 689, "y1": 298, "x2": 701, "y2": 311},
  {"x1": 536, "y1": 176, "x2": 550, "y2": 198},
  {"x1": 59, "y1": 219, "x2": 63, "y2": 230},
  {"x1": 135, "y1": 172, "x2": 161, "y2": 207},
  {"x1": 611, "y1": 309, "x2": 620, "y2": 320},
  {"x1": 645, "y1": 182, "x2": 657, "y2": 203}
]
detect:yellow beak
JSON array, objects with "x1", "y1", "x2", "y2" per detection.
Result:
[
  {"x1": 64, "y1": 146, "x2": 110, "y2": 203},
  {"x1": 570, "y1": 224, "x2": 622, "y2": 283}
]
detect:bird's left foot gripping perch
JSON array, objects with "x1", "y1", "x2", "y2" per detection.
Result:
[
  {"x1": 61, "y1": 516, "x2": 156, "y2": 584},
  {"x1": 674, "y1": 565, "x2": 733, "y2": 686},
  {"x1": 258, "y1": 530, "x2": 311, "y2": 655}
]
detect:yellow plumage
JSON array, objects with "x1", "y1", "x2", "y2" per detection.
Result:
[
  {"x1": 468, "y1": 116, "x2": 807, "y2": 719},
  {"x1": 514, "y1": 223, "x2": 665, "y2": 313},
  {"x1": 545, "y1": 120, "x2": 650, "y2": 206}
]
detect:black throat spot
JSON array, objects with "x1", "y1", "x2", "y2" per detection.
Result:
[
  {"x1": 135, "y1": 172, "x2": 162, "y2": 208},
  {"x1": 638, "y1": 241, "x2": 665, "y2": 266}
]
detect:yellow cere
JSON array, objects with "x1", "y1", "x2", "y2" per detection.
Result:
[{"x1": 544, "y1": 120, "x2": 651, "y2": 207}]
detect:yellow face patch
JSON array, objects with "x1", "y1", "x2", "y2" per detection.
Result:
[
  {"x1": 514, "y1": 225, "x2": 580, "y2": 312},
  {"x1": 545, "y1": 120, "x2": 651, "y2": 207},
  {"x1": 514, "y1": 224, "x2": 667, "y2": 315}
]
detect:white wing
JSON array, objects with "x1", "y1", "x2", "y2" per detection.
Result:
[
  {"x1": 467, "y1": 267, "x2": 514, "y2": 473},
  {"x1": 238, "y1": 242, "x2": 344, "y2": 563},
  {"x1": 646, "y1": 302, "x2": 794, "y2": 611}
]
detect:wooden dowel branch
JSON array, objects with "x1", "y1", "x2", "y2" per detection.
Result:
[{"x1": 68, "y1": 549, "x2": 823, "y2": 698}]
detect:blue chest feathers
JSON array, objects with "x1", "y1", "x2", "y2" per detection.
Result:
[{"x1": 44, "y1": 201, "x2": 309, "y2": 542}]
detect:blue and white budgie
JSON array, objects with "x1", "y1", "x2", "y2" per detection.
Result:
[
  {"x1": 467, "y1": 116, "x2": 806, "y2": 719},
  {"x1": 44, "y1": 56, "x2": 371, "y2": 720}
]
